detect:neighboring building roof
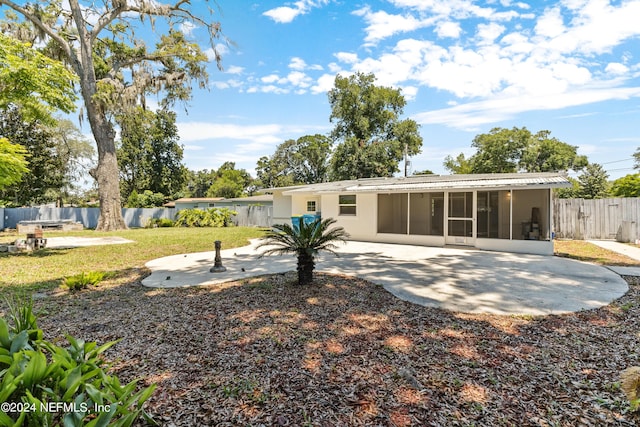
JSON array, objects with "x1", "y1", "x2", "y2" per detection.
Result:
[
  {"x1": 165, "y1": 195, "x2": 272, "y2": 207},
  {"x1": 172, "y1": 197, "x2": 225, "y2": 203},
  {"x1": 275, "y1": 173, "x2": 571, "y2": 195},
  {"x1": 222, "y1": 194, "x2": 273, "y2": 203}
]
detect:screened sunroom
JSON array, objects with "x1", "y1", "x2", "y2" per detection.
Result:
[{"x1": 270, "y1": 173, "x2": 570, "y2": 255}]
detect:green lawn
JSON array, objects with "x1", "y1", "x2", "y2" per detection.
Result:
[
  {"x1": 0, "y1": 227, "x2": 266, "y2": 295},
  {"x1": 2, "y1": 231, "x2": 637, "y2": 297},
  {"x1": 1, "y1": 231, "x2": 639, "y2": 425}
]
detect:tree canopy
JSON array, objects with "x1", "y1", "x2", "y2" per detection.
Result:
[
  {"x1": 0, "y1": 0, "x2": 225, "y2": 230},
  {"x1": 256, "y1": 135, "x2": 332, "y2": 187},
  {"x1": 0, "y1": 110, "x2": 95, "y2": 206},
  {"x1": 117, "y1": 107, "x2": 185, "y2": 201},
  {"x1": 0, "y1": 107, "x2": 63, "y2": 205},
  {"x1": 0, "y1": 136, "x2": 28, "y2": 191},
  {"x1": 0, "y1": 33, "x2": 76, "y2": 122},
  {"x1": 0, "y1": 33, "x2": 76, "y2": 192},
  {"x1": 50, "y1": 118, "x2": 95, "y2": 204},
  {"x1": 206, "y1": 162, "x2": 253, "y2": 199},
  {"x1": 328, "y1": 72, "x2": 422, "y2": 180},
  {"x1": 610, "y1": 173, "x2": 640, "y2": 198},
  {"x1": 576, "y1": 163, "x2": 610, "y2": 199},
  {"x1": 444, "y1": 127, "x2": 587, "y2": 174}
]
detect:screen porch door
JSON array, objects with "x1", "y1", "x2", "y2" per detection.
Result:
[{"x1": 446, "y1": 191, "x2": 475, "y2": 246}]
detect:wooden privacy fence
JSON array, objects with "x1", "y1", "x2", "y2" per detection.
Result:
[{"x1": 553, "y1": 197, "x2": 639, "y2": 242}]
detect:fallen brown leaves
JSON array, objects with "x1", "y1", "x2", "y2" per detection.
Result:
[{"x1": 30, "y1": 270, "x2": 640, "y2": 426}]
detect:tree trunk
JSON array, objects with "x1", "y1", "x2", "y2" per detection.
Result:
[
  {"x1": 91, "y1": 143, "x2": 127, "y2": 231},
  {"x1": 86, "y1": 111, "x2": 126, "y2": 231},
  {"x1": 73, "y1": 21, "x2": 126, "y2": 231},
  {"x1": 84, "y1": 108, "x2": 127, "y2": 231},
  {"x1": 297, "y1": 252, "x2": 315, "y2": 285}
]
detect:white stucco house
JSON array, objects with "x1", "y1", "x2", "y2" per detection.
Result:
[{"x1": 268, "y1": 172, "x2": 571, "y2": 255}]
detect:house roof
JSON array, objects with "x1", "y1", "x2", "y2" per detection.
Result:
[{"x1": 277, "y1": 173, "x2": 571, "y2": 195}]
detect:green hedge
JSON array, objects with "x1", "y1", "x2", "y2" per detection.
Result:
[{"x1": 174, "y1": 208, "x2": 236, "y2": 227}]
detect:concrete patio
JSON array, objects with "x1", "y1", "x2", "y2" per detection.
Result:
[{"x1": 142, "y1": 240, "x2": 632, "y2": 316}]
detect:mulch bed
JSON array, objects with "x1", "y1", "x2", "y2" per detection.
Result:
[{"x1": 33, "y1": 271, "x2": 640, "y2": 426}]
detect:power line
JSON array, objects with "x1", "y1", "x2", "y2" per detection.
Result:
[
  {"x1": 606, "y1": 167, "x2": 636, "y2": 172},
  {"x1": 600, "y1": 158, "x2": 634, "y2": 165}
]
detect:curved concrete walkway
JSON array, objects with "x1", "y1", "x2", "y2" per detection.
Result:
[{"x1": 142, "y1": 240, "x2": 629, "y2": 316}]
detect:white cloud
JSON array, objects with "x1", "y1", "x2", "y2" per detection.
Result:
[
  {"x1": 178, "y1": 123, "x2": 285, "y2": 144},
  {"x1": 263, "y1": 0, "x2": 330, "y2": 24},
  {"x1": 476, "y1": 23, "x2": 506, "y2": 45},
  {"x1": 289, "y1": 57, "x2": 323, "y2": 71},
  {"x1": 287, "y1": 71, "x2": 312, "y2": 87},
  {"x1": 225, "y1": 66, "x2": 244, "y2": 75},
  {"x1": 261, "y1": 74, "x2": 281, "y2": 84},
  {"x1": 353, "y1": 6, "x2": 430, "y2": 45},
  {"x1": 179, "y1": 21, "x2": 197, "y2": 36},
  {"x1": 211, "y1": 81, "x2": 230, "y2": 90},
  {"x1": 248, "y1": 84, "x2": 290, "y2": 94},
  {"x1": 205, "y1": 47, "x2": 224, "y2": 62},
  {"x1": 605, "y1": 63, "x2": 629, "y2": 75},
  {"x1": 334, "y1": 52, "x2": 359, "y2": 64},
  {"x1": 413, "y1": 86, "x2": 640, "y2": 130},
  {"x1": 263, "y1": 6, "x2": 301, "y2": 24},
  {"x1": 223, "y1": 0, "x2": 640, "y2": 137},
  {"x1": 539, "y1": 0, "x2": 640, "y2": 55},
  {"x1": 289, "y1": 57, "x2": 307, "y2": 70},
  {"x1": 311, "y1": 73, "x2": 340, "y2": 94},
  {"x1": 435, "y1": 21, "x2": 462, "y2": 38},
  {"x1": 535, "y1": 7, "x2": 565, "y2": 38}
]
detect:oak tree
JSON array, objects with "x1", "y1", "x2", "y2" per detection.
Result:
[
  {"x1": 0, "y1": 0, "x2": 224, "y2": 230},
  {"x1": 328, "y1": 72, "x2": 422, "y2": 180},
  {"x1": 117, "y1": 107, "x2": 185, "y2": 201},
  {"x1": 610, "y1": 173, "x2": 640, "y2": 198},
  {"x1": 444, "y1": 127, "x2": 587, "y2": 174},
  {"x1": 256, "y1": 134, "x2": 332, "y2": 188}
]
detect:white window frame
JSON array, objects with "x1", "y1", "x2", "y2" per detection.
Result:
[
  {"x1": 306, "y1": 200, "x2": 316, "y2": 212},
  {"x1": 338, "y1": 194, "x2": 357, "y2": 216}
]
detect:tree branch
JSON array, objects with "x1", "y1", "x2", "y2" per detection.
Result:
[
  {"x1": 91, "y1": 1, "x2": 128, "y2": 43},
  {"x1": 0, "y1": 0, "x2": 72, "y2": 60}
]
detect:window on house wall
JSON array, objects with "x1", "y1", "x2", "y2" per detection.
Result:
[
  {"x1": 307, "y1": 201, "x2": 316, "y2": 212},
  {"x1": 208, "y1": 203, "x2": 216, "y2": 207},
  {"x1": 339, "y1": 194, "x2": 356, "y2": 215}
]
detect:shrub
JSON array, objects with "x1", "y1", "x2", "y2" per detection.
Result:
[
  {"x1": 145, "y1": 217, "x2": 175, "y2": 228},
  {"x1": 257, "y1": 217, "x2": 349, "y2": 285},
  {"x1": 63, "y1": 271, "x2": 112, "y2": 291},
  {"x1": 126, "y1": 190, "x2": 166, "y2": 208},
  {"x1": 0, "y1": 299, "x2": 156, "y2": 426},
  {"x1": 174, "y1": 208, "x2": 236, "y2": 227}
]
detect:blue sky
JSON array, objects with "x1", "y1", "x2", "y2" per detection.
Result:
[{"x1": 170, "y1": 0, "x2": 640, "y2": 180}]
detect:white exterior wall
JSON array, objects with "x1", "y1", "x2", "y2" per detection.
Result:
[
  {"x1": 291, "y1": 196, "x2": 320, "y2": 216},
  {"x1": 272, "y1": 191, "x2": 292, "y2": 225},
  {"x1": 476, "y1": 238, "x2": 553, "y2": 255},
  {"x1": 281, "y1": 188, "x2": 555, "y2": 255},
  {"x1": 320, "y1": 193, "x2": 375, "y2": 240}
]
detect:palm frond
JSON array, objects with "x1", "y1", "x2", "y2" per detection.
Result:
[{"x1": 256, "y1": 217, "x2": 349, "y2": 285}]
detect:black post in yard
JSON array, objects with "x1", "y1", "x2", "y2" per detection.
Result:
[{"x1": 210, "y1": 240, "x2": 227, "y2": 273}]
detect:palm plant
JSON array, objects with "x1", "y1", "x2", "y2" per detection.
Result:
[{"x1": 257, "y1": 217, "x2": 349, "y2": 285}]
